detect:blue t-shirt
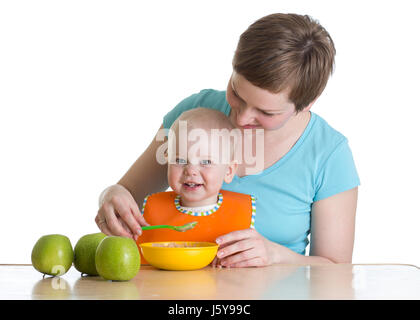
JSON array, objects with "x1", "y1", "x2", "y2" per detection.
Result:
[{"x1": 163, "y1": 89, "x2": 360, "y2": 255}]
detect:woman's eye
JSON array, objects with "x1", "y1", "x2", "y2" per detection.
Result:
[
  {"x1": 260, "y1": 110, "x2": 275, "y2": 116},
  {"x1": 232, "y1": 88, "x2": 243, "y2": 101},
  {"x1": 200, "y1": 159, "x2": 212, "y2": 165},
  {"x1": 176, "y1": 158, "x2": 187, "y2": 165}
]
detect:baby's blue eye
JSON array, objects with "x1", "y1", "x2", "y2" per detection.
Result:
[
  {"x1": 200, "y1": 159, "x2": 212, "y2": 165},
  {"x1": 176, "y1": 158, "x2": 187, "y2": 165}
]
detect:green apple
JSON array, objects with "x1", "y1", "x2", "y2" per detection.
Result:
[
  {"x1": 95, "y1": 236, "x2": 140, "y2": 281},
  {"x1": 31, "y1": 234, "x2": 73, "y2": 276},
  {"x1": 74, "y1": 232, "x2": 107, "y2": 276}
]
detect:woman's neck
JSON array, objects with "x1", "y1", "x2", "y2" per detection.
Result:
[
  {"x1": 266, "y1": 110, "x2": 311, "y2": 144},
  {"x1": 235, "y1": 111, "x2": 311, "y2": 177}
]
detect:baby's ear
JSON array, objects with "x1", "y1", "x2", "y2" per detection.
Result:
[
  {"x1": 159, "y1": 146, "x2": 170, "y2": 165},
  {"x1": 165, "y1": 150, "x2": 171, "y2": 165},
  {"x1": 224, "y1": 160, "x2": 238, "y2": 184}
]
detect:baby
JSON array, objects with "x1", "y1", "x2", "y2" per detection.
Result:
[{"x1": 135, "y1": 107, "x2": 256, "y2": 264}]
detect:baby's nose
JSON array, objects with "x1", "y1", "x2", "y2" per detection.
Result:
[{"x1": 183, "y1": 163, "x2": 199, "y2": 175}]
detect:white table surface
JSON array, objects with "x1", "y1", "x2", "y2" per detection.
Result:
[{"x1": 1, "y1": 263, "x2": 419, "y2": 300}]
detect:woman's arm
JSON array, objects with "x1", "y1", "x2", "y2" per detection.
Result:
[
  {"x1": 308, "y1": 186, "x2": 358, "y2": 263},
  {"x1": 272, "y1": 186, "x2": 358, "y2": 265},
  {"x1": 214, "y1": 187, "x2": 358, "y2": 266},
  {"x1": 117, "y1": 123, "x2": 169, "y2": 206},
  {"x1": 96, "y1": 124, "x2": 169, "y2": 238}
]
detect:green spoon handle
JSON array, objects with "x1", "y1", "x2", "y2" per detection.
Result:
[{"x1": 141, "y1": 225, "x2": 174, "y2": 231}]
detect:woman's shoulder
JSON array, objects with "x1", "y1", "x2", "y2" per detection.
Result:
[
  {"x1": 163, "y1": 89, "x2": 230, "y2": 129},
  {"x1": 309, "y1": 112, "x2": 349, "y2": 151},
  {"x1": 307, "y1": 113, "x2": 360, "y2": 201}
]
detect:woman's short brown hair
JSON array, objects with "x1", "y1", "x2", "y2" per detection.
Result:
[{"x1": 233, "y1": 13, "x2": 336, "y2": 112}]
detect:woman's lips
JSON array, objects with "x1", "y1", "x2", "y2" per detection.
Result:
[{"x1": 241, "y1": 124, "x2": 260, "y2": 129}]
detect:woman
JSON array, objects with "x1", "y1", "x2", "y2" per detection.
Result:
[{"x1": 95, "y1": 13, "x2": 359, "y2": 267}]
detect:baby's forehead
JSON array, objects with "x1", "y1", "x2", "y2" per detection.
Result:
[
  {"x1": 173, "y1": 124, "x2": 212, "y2": 137},
  {"x1": 174, "y1": 128, "x2": 230, "y2": 145},
  {"x1": 169, "y1": 125, "x2": 233, "y2": 152},
  {"x1": 173, "y1": 122, "x2": 233, "y2": 136},
  {"x1": 174, "y1": 107, "x2": 233, "y2": 129}
]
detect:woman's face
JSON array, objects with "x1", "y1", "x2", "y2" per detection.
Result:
[{"x1": 226, "y1": 72, "x2": 298, "y2": 131}]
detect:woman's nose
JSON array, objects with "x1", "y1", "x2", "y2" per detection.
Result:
[{"x1": 236, "y1": 105, "x2": 255, "y2": 127}]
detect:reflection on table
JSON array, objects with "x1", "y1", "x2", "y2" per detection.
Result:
[{"x1": 0, "y1": 263, "x2": 418, "y2": 300}]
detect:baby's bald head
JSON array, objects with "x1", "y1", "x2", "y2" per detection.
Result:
[
  {"x1": 171, "y1": 107, "x2": 234, "y2": 132},
  {"x1": 168, "y1": 107, "x2": 237, "y2": 165}
]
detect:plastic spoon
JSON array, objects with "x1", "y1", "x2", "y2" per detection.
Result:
[{"x1": 141, "y1": 221, "x2": 198, "y2": 232}]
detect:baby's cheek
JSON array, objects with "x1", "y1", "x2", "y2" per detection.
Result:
[
  {"x1": 167, "y1": 166, "x2": 181, "y2": 188},
  {"x1": 204, "y1": 167, "x2": 227, "y2": 188}
]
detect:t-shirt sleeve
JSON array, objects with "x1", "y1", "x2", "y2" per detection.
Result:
[
  {"x1": 163, "y1": 89, "x2": 230, "y2": 130},
  {"x1": 314, "y1": 139, "x2": 360, "y2": 202}
]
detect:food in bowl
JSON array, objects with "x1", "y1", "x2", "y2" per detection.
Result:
[
  {"x1": 140, "y1": 241, "x2": 218, "y2": 271},
  {"x1": 151, "y1": 242, "x2": 202, "y2": 248}
]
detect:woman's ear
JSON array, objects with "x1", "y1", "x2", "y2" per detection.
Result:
[
  {"x1": 303, "y1": 98, "x2": 318, "y2": 112},
  {"x1": 224, "y1": 160, "x2": 238, "y2": 184},
  {"x1": 294, "y1": 98, "x2": 317, "y2": 115}
]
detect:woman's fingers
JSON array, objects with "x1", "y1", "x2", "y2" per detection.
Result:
[
  {"x1": 220, "y1": 246, "x2": 257, "y2": 266},
  {"x1": 211, "y1": 257, "x2": 217, "y2": 268},
  {"x1": 215, "y1": 229, "x2": 273, "y2": 267},
  {"x1": 100, "y1": 202, "x2": 133, "y2": 238},
  {"x1": 110, "y1": 196, "x2": 143, "y2": 237},
  {"x1": 95, "y1": 184, "x2": 149, "y2": 239},
  {"x1": 217, "y1": 238, "x2": 255, "y2": 259},
  {"x1": 96, "y1": 215, "x2": 112, "y2": 236},
  {"x1": 216, "y1": 228, "x2": 256, "y2": 246},
  {"x1": 119, "y1": 217, "x2": 134, "y2": 239},
  {"x1": 228, "y1": 257, "x2": 265, "y2": 268},
  {"x1": 131, "y1": 202, "x2": 150, "y2": 228},
  {"x1": 211, "y1": 257, "x2": 223, "y2": 268}
]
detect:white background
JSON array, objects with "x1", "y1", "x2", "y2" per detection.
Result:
[{"x1": 1, "y1": 0, "x2": 419, "y2": 266}]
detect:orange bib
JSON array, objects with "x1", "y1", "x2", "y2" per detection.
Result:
[{"x1": 136, "y1": 190, "x2": 255, "y2": 265}]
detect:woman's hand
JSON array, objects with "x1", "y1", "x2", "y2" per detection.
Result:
[
  {"x1": 95, "y1": 184, "x2": 150, "y2": 240},
  {"x1": 212, "y1": 228, "x2": 280, "y2": 268}
]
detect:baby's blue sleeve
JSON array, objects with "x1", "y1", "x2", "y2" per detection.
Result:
[
  {"x1": 314, "y1": 139, "x2": 360, "y2": 202},
  {"x1": 163, "y1": 89, "x2": 230, "y2": 130}
]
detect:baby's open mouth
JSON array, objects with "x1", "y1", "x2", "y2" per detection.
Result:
[{"x1": 183, "y1": 183, "x2": 203, "y2": 190}]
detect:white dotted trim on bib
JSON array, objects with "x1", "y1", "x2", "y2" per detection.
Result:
[
  {"x1": 174, "y1": 192, "x2": 223, "y2": 216},
  {"x1": 250, "y1": 195, "x2": 256, "y2": 229}
]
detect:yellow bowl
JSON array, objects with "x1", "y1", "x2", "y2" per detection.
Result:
[{"x1": 139, "y1": 241, "x2": 219, "y2": 271}]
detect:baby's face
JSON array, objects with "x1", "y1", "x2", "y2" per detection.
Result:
[{"x1": 167, "y1": 129, "x2": 236, "y2": 207}]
